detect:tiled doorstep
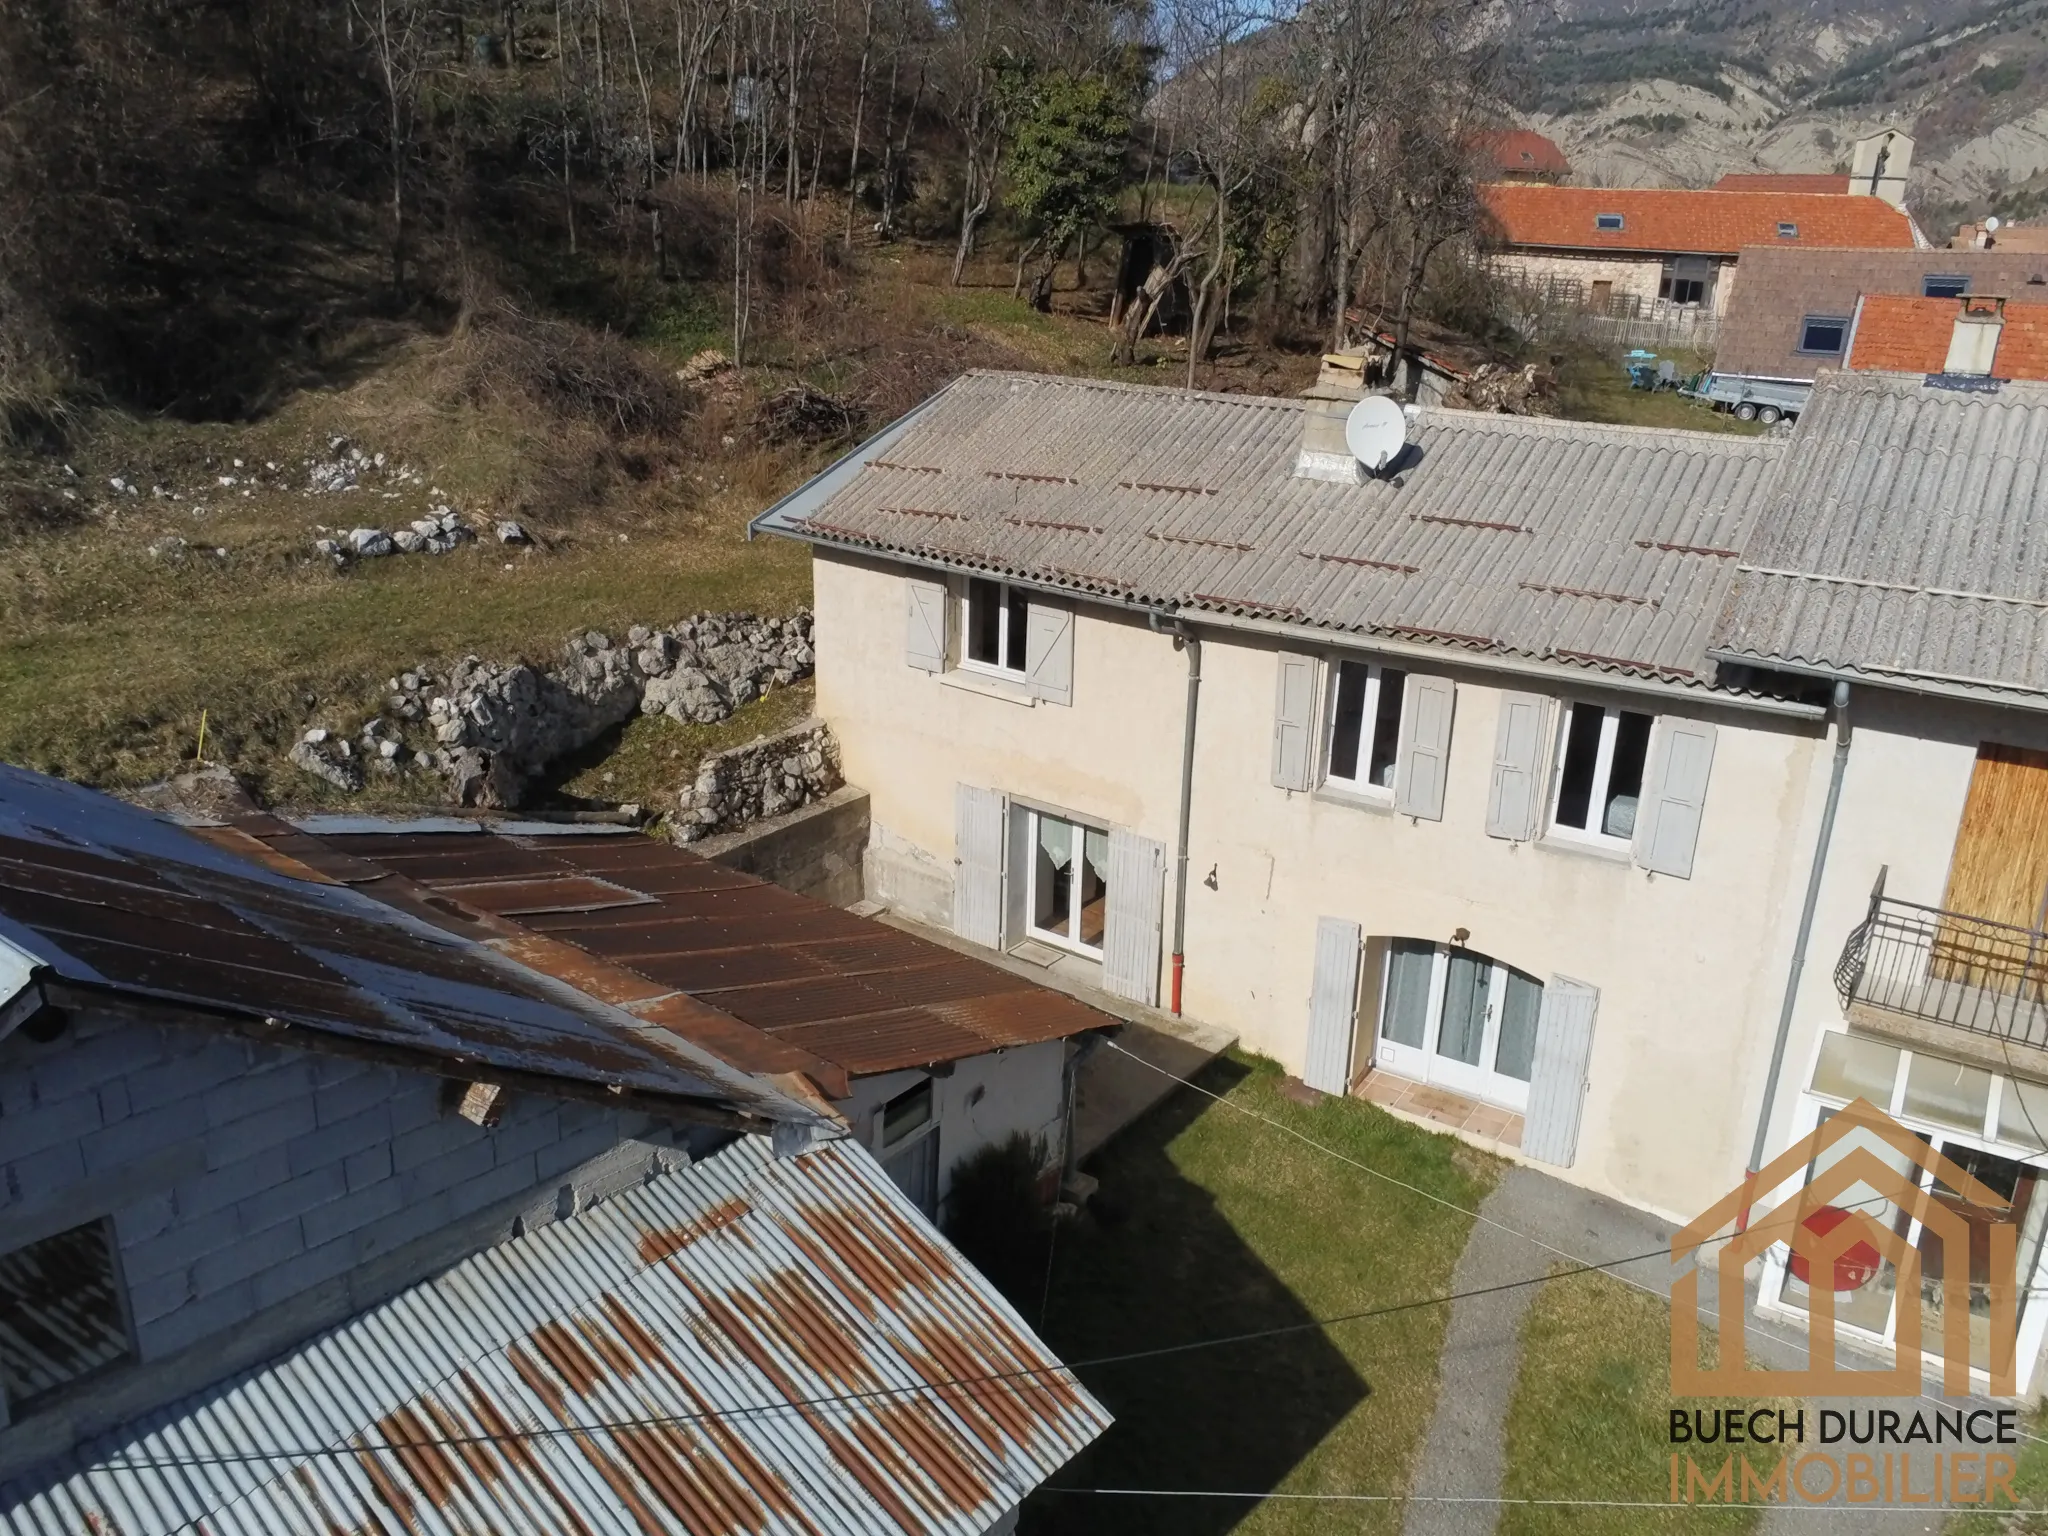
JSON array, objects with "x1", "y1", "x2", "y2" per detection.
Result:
[{"x1": 1357, "y1": 1067, "x2": 1525, "y2": 1154}]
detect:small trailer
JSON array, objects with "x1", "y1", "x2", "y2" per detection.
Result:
[{"x1": 1678, "y1": 373, "x2": 1812, "y2": 424}]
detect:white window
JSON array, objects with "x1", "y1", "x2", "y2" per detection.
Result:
[
  {"x1": 1324, "y1": 660, "x2": 1406, "y2": 797},
  {"x1": 1550, "y1": 702, "x2": 1653, "y2": 844},
  {"x1": 1373, "y1": 940, "x2": 1543, "y2": 1111},
  {"x1": 963, "y1": 577, "x2": 1029, "y2": 676},
  {"x1": 1026, "y1": 809, "x2": 1108, "y2": 956}
]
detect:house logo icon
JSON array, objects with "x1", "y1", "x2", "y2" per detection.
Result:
[{"x1": 1671, "y1": 1098, "x2": 2019, "y2": 1397}]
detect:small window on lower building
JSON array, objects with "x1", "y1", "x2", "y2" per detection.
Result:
[
  {"x1": 878, "y1": 1079, "x2": 940, "y2": 1217},
  {"x1": 1777, "y1": 222, "x2": 1799, "y2": 239},
  {"x1": 1595, "y1": 212, "x2": 1625, "y2": 231},
  {"x1": 964, "y1": 577, "x2": 1029, "y2": 675},
  {"x1": 1658, "y1": 273, "x2": 1707, "y2": 306},
  {"x1": 1798, "y1": 315, "x2": 1850, "y2": 355},
  {"x1": 1551, "y1": 703, "x2": 1653, "y2": 843},
  {"x1": 1923, "y1": 274, "x2": 1969, "y2": 299},
  {"x1": 0, "y1": 1219, "x2": 133, "y2": 1417},
  {"x1": 1325, "y1": 659, "x2": 1406, "y2": 796}
]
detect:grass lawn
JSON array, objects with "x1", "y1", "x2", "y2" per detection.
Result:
[
  {"x1": 1947, "y1": 1406, "x2": 2048, "y2": 1532},
  {"x1": 1554, "y1": 356, "x2": 1768, "y2": 437},
  {"x1": 1024, "y1": 1052, "x2": 1500, "y2": 1535},
  {"x1": 1499, "y1": 1270, "x2": 1767, "y2": 1535}
]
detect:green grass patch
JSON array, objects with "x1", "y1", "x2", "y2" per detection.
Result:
[
  {"x1": 1555, "y1": 358, "x2": 1766, "y2": 436},
  {"x1": 1499, "y1": 1270, "x2": 1767, "y2": 1535},
  {"x1": 1947, "y1": 1404, "x2": 2048, "y2": 1532},
  {"x1": 549, "y1": 679, "x2": 816, "y2": 812},
  {"x1": 1026, "y1": 1052, "x2": 1501, "y2": 1534}
]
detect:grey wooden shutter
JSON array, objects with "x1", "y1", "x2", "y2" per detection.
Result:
[
  {"x1": 906, "y1": 575, "x2": 948, "y2": 672},
  {"x1": 1393, "y1": 675, "x2": 1455, "y2": 820},
  {"x1": 1633, "y1": 719, "x2": 1717, "y2": 879},
  {"x1": 1524, "y1": 976, "x2": 1599, "y2": 1167},
  {"x1": 1271, "y1": 653, "x2": 1318, "y2": 791},
  {"x1": 1102, "y1": 829, "x2": 1166, "y2": 1004},
  {"x1": 1024, "y1": 602, "x2": 1074, "y2": 705},
  {"x1": 1485, "y1": 692, "x2": 1552, "y2": 841},
  {"x1": 952, "y1": 785, "x2": 1006, "y2": 947},
  {"x1": 1303, "y1": 917, "x2": 1363, "y2": 1094}
]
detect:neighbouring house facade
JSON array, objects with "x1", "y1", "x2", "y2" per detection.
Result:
[
  {"x1": 1715, "y1": 370, "x2": 2048, "y2": 1393},
  {"x1": 756, "y1": 370, "x2": 1844, "y2": 1228},
  {"x1": 0, "y1": 768, "x2": 1109, "y2": 1525},
  {"x1": 1479, "y1": 182, "x2": 1920, "y2": 330},
  {"x1": 761, "y1": 366, "x2": 2048, "y2": 1395},
  {"x1": 1712, "y1": 245, "x2": 2048, "y2": 400}
]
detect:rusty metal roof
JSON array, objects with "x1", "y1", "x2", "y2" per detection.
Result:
[
  {"x1": 0, "y1": 766, "x2": 813, "y2": 1129},
  {"x1": 281, "y1": 821, "x2": 1109, "y2": 1087},
  {"x1": 1, "y1": 1135, "x2": 1111, "y2": 1536}
]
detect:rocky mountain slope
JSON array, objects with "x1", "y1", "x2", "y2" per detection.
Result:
[{"x1": 1501, "y1": 0, "x2": 2048, "y2": 227}]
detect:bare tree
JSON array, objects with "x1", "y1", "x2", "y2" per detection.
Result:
[{"x1": 352, "y1": 0, "x2": 428, "y2": 299}]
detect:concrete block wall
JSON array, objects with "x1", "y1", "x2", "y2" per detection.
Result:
[
  {"x1": 694, "y1": 784, "x2": 871, "y2": 906},
  {"x1": 0, "y1": 1007, "x2": 719, "y2": 1479}
]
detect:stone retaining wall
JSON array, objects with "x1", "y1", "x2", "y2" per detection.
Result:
[{"x1": 673, "y1": 719, "x2": 841, "y2": 844}]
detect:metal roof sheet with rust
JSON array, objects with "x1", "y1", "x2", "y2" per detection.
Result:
[
  {"x1": 754, "y1": 370, "x2": 1790, "y2": 691},
  {"x1": 0, "y1": 766, "x2": 809, "y2": 1127},
  {"x1": 277, "y1": 820, "x2": 1109, "y2": 1086},
  {"x1": 1711, "y1": 370, "x2": 2048, "y2": 709},
  {"x1": 1, "y1": 1135, "x2": 1111, "y2": 1536}
]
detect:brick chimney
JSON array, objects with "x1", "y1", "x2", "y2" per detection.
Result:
[{"x1": 1945, "y1": 295, "x2": 2006, "y2": 376}]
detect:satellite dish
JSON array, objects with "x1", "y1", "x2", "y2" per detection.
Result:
[
  {"x1": 1988, "y1": 215, "x2": 2003, "y2": 232},
  {"x1": 1345, "y1": 395, "x2": 1408, "y2": 474}
]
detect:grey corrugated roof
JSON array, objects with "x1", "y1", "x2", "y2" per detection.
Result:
[
  {"x1": 757, "y1": 371, "x2": 1789, "y2": 690},
  {"x1": 1712, "y1": 370, "x2": 2048, "y2": 707},
  {"x1": 3, "y1": 1136, "x2": 1110, "y2": 1536}
]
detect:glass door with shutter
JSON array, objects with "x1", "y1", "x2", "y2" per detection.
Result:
[
  {"x1": 1373, "y1": 940, "x2": 1541, "y2": 1112},
  {"x1": 1026, "y1": 810, "x2": 1109, "y2": 956}
]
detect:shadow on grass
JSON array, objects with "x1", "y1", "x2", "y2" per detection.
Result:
[{"x1": 1021, "y1": 1056, "x2": 1371, "y2": 1535}]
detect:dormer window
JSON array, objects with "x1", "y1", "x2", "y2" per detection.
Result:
[
  {"x1": 1595, "y1": 213, "x2": 1625, "y2": 231},
  {"x1": 1777, "y1": 222, "x2": 1799, "y2": 239}
]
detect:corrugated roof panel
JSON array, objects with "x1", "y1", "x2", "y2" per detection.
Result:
[
  {"x1": 0, "y1": 768, "x2": 809, "y2": 1126},
  {"x1": 1714, "y1": 371, "x2": 2048, "y2": 703},
  {"x1": 302, "y1": 824, "x2": 1109, "y2": 1084},
  {"x1": 767, "y1": 371, "x2": 1791, "y2": 689},
  {"x1": 1, "y1": 1137, "x2": 1110, "y2": 1536}
]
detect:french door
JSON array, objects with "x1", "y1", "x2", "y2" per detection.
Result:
[{"x1": 1374, "y1": 940, "x2": 1541, "y2": 1112}]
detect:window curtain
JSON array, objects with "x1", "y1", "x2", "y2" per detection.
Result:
[
  {"x1": 1083, "y1": 826, "x2": 1109, "y2": 882},
  {"x1": 1038, "y1": 816, "x2": 1073, "y2": 870},
  {"x1": 1383, "y1": 940, "x2": 1435, "y2": 1048}
]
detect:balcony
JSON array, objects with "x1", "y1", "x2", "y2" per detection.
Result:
[{"x1": 1834, "y1": 869, "x2": 2048, "y2": 1077}]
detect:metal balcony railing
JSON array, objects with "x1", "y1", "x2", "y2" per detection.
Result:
[{"x1": 1835, "y1": 868, "x2": 2048, "y2": 1052}]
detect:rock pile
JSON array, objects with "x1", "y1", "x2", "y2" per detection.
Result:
[
  {"x1": 673, "y1": 719, "x2": 841, "y2": 843},
  {"x1": 1441, "y1": 363, "x2": 1557, "y2": 417},
  {"x1": 286, "y1": 612, "x2": 817, "y2": 808}
]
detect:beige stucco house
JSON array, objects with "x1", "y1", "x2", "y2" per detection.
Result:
[
  {"x1": 757, "y1": 366, "x2": 2048, "y2": 1395},
  {"x1": 756, "y1": 370, "x2": 1839, "y2": 1228}
]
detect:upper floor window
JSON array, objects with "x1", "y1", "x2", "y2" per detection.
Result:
[
  {"x1": 965, "y1": 577, "x2": 1029, "y2": 675},
  {"x1": 0, "y1": 1219, "x2": 133, "y2": 1420},
  {"x1": 1798, "y1": 315, "x2": 1850, "y2": 355},
  {"x1": 1595, "y1": 213, "x2": 1625, "y2": 231},
  {"x1": 1551, "y1": 702, "x2": 1652, "y2": 844},
  {"x1": 1924, "y1": 274, "x2": 1969, "y2": 299},
  {"x1": 1777, "y1": 222, "x2": 1799, "y2": 239},
  {"x1": 1325, "y1": 660, "x2": 1407, "y2": 797}
]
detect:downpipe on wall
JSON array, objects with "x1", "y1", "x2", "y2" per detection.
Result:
[
  {"x1": 1739, "y1": 680, "x2": 1853, "y2": 1232},
  {"x1": 1149, "y1": 608, "x2": 1202, "y2": 1015}
]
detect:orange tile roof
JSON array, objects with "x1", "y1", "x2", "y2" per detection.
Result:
[
  {"x1": 1481, "y1": 130, "x2": 1570, "y2": 177},
  {"x1": 1479, "y1": 184, "x2": 1918, "y2": 256},
  {"x1": 1713, "y1": 173, "x2": 1852, "y2": 194},
  {"x1": 1846, "y1": 294, "x2": 2048, "y2": 380}
]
